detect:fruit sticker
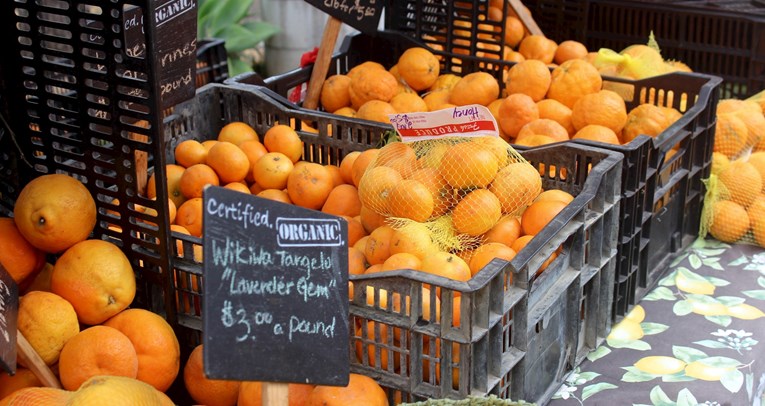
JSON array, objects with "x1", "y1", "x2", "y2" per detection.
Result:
[{"x1": 388, "y1": 104, "x2": 500, "y2": 142}]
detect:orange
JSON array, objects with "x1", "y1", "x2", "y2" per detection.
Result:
[
  {"x1": 17, "y1": 291, "x2": 79, "y2": 366},
  {"x1": 718, "y1": 160, "x2": 762, "y2": 207},
  {"x1": 0, "y1": 217, "x2": 45, "y2": 284},
  {"x1": 469, "y1": 242, "x2": 516, "y2": 276},
  {"x1": 429, "y1": 74, "x2": 461, "y2": 92},
  {"x1": 175, "y1": 197, "x2": 204, "y2": 237},
  {"x1": 452, "y1": 189, "x2": 502, "y2": 236},
  {"x1": 516, "y1": 118, "x2": 570, "y2": 143},
  {"x1": 13, "y1": 174, "x2": 96, "y2": 254},
  {"x1": 341, "y1": 215, "x2": 367, "y2": 247},
  {"x1": 748, "y1": 196, "x2": 765, "y2": 247},
  {"x1": 179, "y1": 163, "x2": 220, "y2": 199},
  {"x1": 263, "y1": 125, "x2": 304, "y2": 163},
  {"x1": 174, "y1": 139, "x2": 208, "y2": 167},
  {"x1": 58, "y1": 325, "x2": 139, "y2": 391},
  {"x1": 339, "y1": 151, "x2": 361, "y2": 185},
  {"x1": 390, "y1": 92, "x2": 428, "y2": 113},
  {"x1": 364, "y1": 225, "x2": 396, "y2": 265},
  {"x1": 504, "y1": 16, "x2": 525, "y2": 48},
  {"x1": 347, "y1": 61, "x2": 386, "y2": 80},
  {"x1": 287, "y1": 162, "x2": 335, "y2": 210},
  {"x1": 571, "y1": 90, "x2": 628, "y2": 134},
  {"x1": 51, "y1": 239, "x2": 136, "y2": 325},
  {"x1": 358, "y1": 166, "x2": 403, "y2": 214},
  {"x1": 489, "y1": 162, "x2": 543, "y2": 214},
  {"x1": 748, "y1": 152, "x2": 765, "y2": 192},
  {"x1": 349, "y1": 68, "x2": 399, "y2": 109},
  {"x1": 387, "y1": 179, "x2": 434, "y2": 222},
  {"x1": 224, "y1": 182, "x2": 251, "y2": 194},
  {"x1": 67, "y1": 375, "x2": 175, "y2": 406},
  {"x1": 484, "y1": 215, "x2": 522, "y2": 247},
  {"x1": 709, "y1": 200, "x2": 749, "y2": 243},
  {"x1": 307, "y1": 373, "x2": 388, "y2": 406},
  {"x1": 622, "y1": 103, "x2": 675, "y2": 144},
  {"x1": 356, "y1": 100, "x2": 397, "y2": 124},
  {"x1": 573, "y1": 124, "x2": 621, "y2": 145},
  {"x1": 420, "y1": 251, "x2": 471, "y2": 282},
  {"x1": 320, "y1": 74, "x2": 352, "y2": 113},
  {"x1": 382, "y1": 252, "x2": 422, "y2": 271},
  {"x1": 714, "y1": 113, "x2": 748, "y2": 158},
  {"x1": 239, "y1": 140, "x2": 269, "y2": 183},
  {"x1": 325, "y1": 164, "x2": 344, "y2": 187},
  {"x1": 257, "y1": 189, "x2": 292, "y2": 205},
  {"x1": 389, "y1": 222, "x2": 436, "y2": 260},
  {"x1": 535, "y1": 189, "x2": 575, "y2": 204},
  {"x1": 505, "y1": 60, "x2": 551, "y2": 102},
  {"x1": 518, "y1": 35, "x2": 558, "y2": 64},
  {"x1": 521, "y1": 199, "x2": 568, "y2": 236},
  {"x1": 238, "y1": 381, "x2": 315, "y2": 406},
  {"x1": 0, "y1": 368, "x2": 42, "y2": 399},
  {"x1": 217, "y1": 122, "x2": 258, "y2": 146},
  {"x1": 0, "y1": 387, "x2": 72, "y2": 405},
  {"x1": 354, "y1": 321, "x2": 399, "y2": 371},
  {"x1": 450, "y1": 72, "x2": 500, "y2": 106},
  {"x1": 547, "y1": 59, "x2": 603, "y2": 108},
  {"x1": 440, "y1": 142, "x2": 499, "y2": 189},
  {"x1": 498, "y1": 93, "x2": 539, "y2": 138},
  {"x1": 511, "y1": 234, "x2": 534, "y2": 253},
  {"x1": 333, "y1": 106, "x2": 357, "y2": 117},
  {"x1": 364, "y1": 264, "x2": 383, "y2": 274},
  {"x1": 348, "y1": 246, "x2": 367, "y2": 275},
  {"x1": 397, "y1": 47, "x2": 440, "y2": 91},
  {"x1": 147, "y1": 164, "x2": 186, "y2": 209},
  {"x1": 351, "y1": 149, "x2": 380, "y2": 188},
  {"x1": 514, "y1": 134, "x2": 556, "y2": 147},
  {"x1": 423, "y1": 89, "x2": 452, "y2": 112},
  {"x1": 202, "y1": 139, "x2": 219, "y2": 152},
  {"x1": 206, "y1": 141, "x2": 251, "y2": 184},
  {"x1": 554, "y1": 40, "x2": 588, "y2": 64},
  {"x1": 322, "y1": 184, "x2": 362, "y2": 217},
  {"x1": 22, "y1": 261, "x2": 53, "y2": 294},
  {"x1": 537, "y1": 99, "x2": 575, "y2": 136},
  {"x1": 103, "y1": 309, "x2": 180, "y2": 392},
  {"x1": 184, "y1": 345, "x2": 241, "y2": 406},
  {"x1": 252, "y1": 152, "x2": 294, "y2": 190},
  {"x1": 359, "y1": 206, "x2": 388, "y2": 234},
  {"x1": 375, "y1": 142, "x2": 418, "y2": 176}
]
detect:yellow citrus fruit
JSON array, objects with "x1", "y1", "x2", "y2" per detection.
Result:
[
  {"x1": 634, "y1": 356, "x2": 687, "y2": 375},
  {"x1": 607, "y1": 319, "x2": 644, "y2": 341},
  {"x1": 624, "y1": 305, "x2": 645, "y2": 323},
  {"x1": 67, "y1": 375, "x2": 175, "y2": 406},
  {"x1": 688, "y1": 299, "x2": 728, "y2": 317},
  {"x1": 17, "y1": 291, "x2": 80, "y2": 366},
  {"x1": 675, "y1": 271, "x2": 716, "y2": 295},
  {"x1": 726, "y1": 303, "x2": 765, "y2": 320},
  {"x1": 684, "y1": 360, "x2": 736, "y2": 381}
]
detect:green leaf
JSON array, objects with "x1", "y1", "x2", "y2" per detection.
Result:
[
  {"x1": 708, "y1": 276, "x2": 730, "y2": 286},
  {"x1": 607, "y1": 338, "x2": 652, "y2": 350},
  {"x1": 672, "y1": 346, "x2": 708, "y2": 363},
  {"x1": 644, "y1": 286, "x2": 676, "y2": 301},
  {"x1": 577, "y1": 371, "x2": 600, "y2": 382},
  {"x1": 242, "y1": 20, "x2": 281, "y2": 45},
  {"x1": 693, "y1": 339, "x2": 730, "y2": 349},
  {"x1": 640, "y1": 322, "x2": 669, "y2": 335},
  {"x1": 759, "y1": 276, "x2": 765, "y2": 287},
  {"x1": 659, "y1": 270, "x2": 678, "y2": 286},
  {"x1": 686, "y1": 293, "x2": 720, "y2": 304},
  {"x1": 746, "y1": 372, "x2": 754, "y2": 399},
  {"x1": 673, "y1": 300, "x2": 693, "y2": 316},
  {"x1": 621, "y1": 366, "x2": 659, "y2": 382},
  {"x1": 716, "y1": 296, "x2": 746, "y2": 306},
  {"x1": 209, "y1": 0, "x2": 254, "y2": 32},
  {"x1": 216, "y1": 25, "x2": 260, "y2": 53},
  {"x1": 689, "y1": 254, "x2": 702, "y2": 269},
  {"x1": 587, "y1": 346, "x2": 611, "y2": 362},
  {"x1": 701, "y1": 239, "x2": 730, "y2": 249},
  {"x1": 677, "y1": 267, "x2": 710, "y2": 284},
  {"x1": 699, "y1": 248, "x2": 727, "y2": 257},
  {"x1": 581, "y1": 382, "x2": 617, "y2": 400},
  {"x1": 721, "y1": 369, "x2": 744, "y2": 393},
  {"x1": 728, "y1": 255, "x2": 749, "y2": 267},
  {"x1": 676, "y1": 388, "x2": 698, "y2": 406},
  {"x1": 648, "y1": 385, "x2": 675, "y2": 406},
  {"x1": 670, "y1": 252, "x2": 689, "y2": 267},
  {"x1": 662, "y1": 372, "x2": 696, "y2": 382},
  {"x1": 743, "y1": 290, "x2": 765, "y2": 300},
  {"x1": 227, "y1": 57, "x2": 252, "y2": 77},
  {"x1": 699, "y1": 356, "x2": 741, "y2": 368},
  {"x1": 707, "y1": 261, "x2": 724, "y2": 271},
  {"x1": 705, "y1": 315, "x2": 732, "y2": 327}
]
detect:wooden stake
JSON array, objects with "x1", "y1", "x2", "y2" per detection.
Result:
[
  {"x1": 16, "y1": 331, "x2": 62, "y2": 389},
  {"x1": 508, "y1": 0, "x2": 544, "y2": 36},
  {"x1": 302, "y1": 17, "x2": 343, "y2": 110},
  {"x1": 262, "y1": 382, "x2": 289, "y2": 406}
]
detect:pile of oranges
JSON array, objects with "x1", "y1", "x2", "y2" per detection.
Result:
[{"x1": 0, "y1": 174, "x2": 178, "y2": 404}]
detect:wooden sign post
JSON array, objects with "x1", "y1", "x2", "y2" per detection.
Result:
[
  {"x1": 0, "y1": 265, "x2": 18, "y2": 375},
  {"x1": 202, "y1": 186, "x2": 349, "y2": 406},
  {"x1": 301, "y1": 0, "x2": 384, "y2": 110}
]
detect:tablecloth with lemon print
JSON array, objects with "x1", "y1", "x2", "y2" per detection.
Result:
[{"x1": 548, "y1": 238, "x2": 765, "y2": 406}]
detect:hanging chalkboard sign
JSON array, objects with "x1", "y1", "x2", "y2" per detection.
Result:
[
  {"x1": 202, "y1": 186, "x2": 349, "y2": 385},
  {"x1": 0, "y1": 264, "x2": 19, "y2": 375},
  {"x1": 304, "y1": 0, "x2": 383, "y2": 33},
  {"x1": 148, "y1": 0, "x2": 198, "y2": 109}
]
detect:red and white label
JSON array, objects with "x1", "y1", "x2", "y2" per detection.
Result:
[{"x1": 388, "y1": 105, "x2": 500, "y2": 142}]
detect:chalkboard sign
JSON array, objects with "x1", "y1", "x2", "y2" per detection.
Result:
[
  {"x1": 305, "y1": 0, "x2": 383, "y2": 33},
  {"x1": 148, "y1": 0, "x2": 198, "y2": 109},
  {"x1": 202, "y1": 186, "x2": 349, "y2": 385},
  {"x1": 0, "y1": 264, "x2": 18, "y2": 375}
]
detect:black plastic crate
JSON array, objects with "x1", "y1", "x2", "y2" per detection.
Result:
[
  {"x1": 163, "y1": 83, "x2": 622, "y2": 404},
  {"x1": 523, "y1": 0, "x2": 765, "y2": 99},
  {"x1": 195, "y1": 38, "x2": 229, "y2": 87}
]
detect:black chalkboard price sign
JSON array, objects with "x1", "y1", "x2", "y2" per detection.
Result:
[
  {"x1": 0, "y1": 264, "x2": 19, "y2": 375},
  {"x1": 202, "y1": 186, "x2": 349, "y2": 385},
  {"x1": 304, "y1": 0, "x2": 383, "y2": 33}
]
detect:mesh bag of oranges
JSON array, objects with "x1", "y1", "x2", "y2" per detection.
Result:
[
  {"x1": 357, "y1": 135, "x2": 541, "y2": 254},
  {"x1": 699, "y1": 91, "x2": 765, "y2": 246},
  {"x1": 592, "y1": 33, "x2": 692, "y2": 80}
]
